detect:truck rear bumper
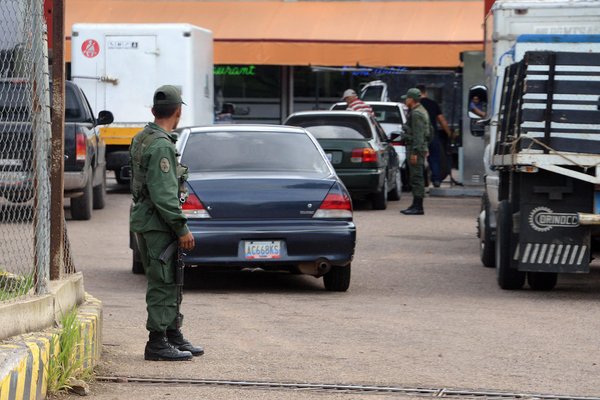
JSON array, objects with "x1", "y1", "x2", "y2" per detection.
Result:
[{"x1": 64, "y1": 169, "x2": 91, "y2": 195}]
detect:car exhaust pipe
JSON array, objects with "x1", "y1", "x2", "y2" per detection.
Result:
[
  {"x1": 315, "y1": 258, "x2": 331, "y2": 276},
  {"x1": 297, "y1": 258, "x2": 331, "y2": 277}
]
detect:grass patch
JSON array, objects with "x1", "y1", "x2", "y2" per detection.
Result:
[
  {"x1": 0, "y1": 270, "x2": 34, "y2": 301},
  {"x1": 47, "y1": 308, "x2": 92, "y2": 395}
]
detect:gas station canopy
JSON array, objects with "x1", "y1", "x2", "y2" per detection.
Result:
[{"x1": 65, "y1": 0, "x2": 484, "y2": 68}]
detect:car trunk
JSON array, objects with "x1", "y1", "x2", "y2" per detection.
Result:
[
  {"x1": 187, "y1": 172, "x2": 336, "y2": 220},
  {"x1": 317, "y1": 138, "x2": 374, "y2": 169}
]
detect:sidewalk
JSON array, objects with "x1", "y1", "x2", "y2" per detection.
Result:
[{"x1": 0, "y1": 293, "x2": 102, "y2": 400}]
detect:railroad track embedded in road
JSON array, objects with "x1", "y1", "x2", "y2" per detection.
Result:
[{"x1": 96, "y1": 376, "x2": 600, "y2": 399}]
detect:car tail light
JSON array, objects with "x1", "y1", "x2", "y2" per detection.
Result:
[
  {"x1": 182, "y1": 193, "x2": 211, "y2": 219},
  {"x1": 75, "y1": 131, "x2": 86, "y2": 162},
  {"x1": 351, "y1": 148, "x2": 377, "y2": 163},
  {"x1": 313, "y1": 192, "x2": 353, "y2": 219},
  {"x1": 391, "y1": 140, "x2": 405, "y2": 147}
]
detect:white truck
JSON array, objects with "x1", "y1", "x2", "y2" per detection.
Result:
[
  {"x1": 71, "y1": 23, "x2": 214, "y2": 183},
  {"x1": 473, "y1": 0, "x2": 600, "y2": 290}
]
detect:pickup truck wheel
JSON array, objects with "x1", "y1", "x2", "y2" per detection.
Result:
[
  {"x1": 70, "y1": 173, "x2": 93, "y2": 220},
  {"x1": 372, "y1": 177, "x2": 388, "y2": 210},
  {"x1": 496, "y1": 200, "x2": 525, "y2": 290},
  {"x1": 479, "y1": 193, "x2": 495, "y2": 268},
  {"x1": 527, "y1": 272, "x2": 557, "y2": 291},
  {"x1": 388, "y1": 169, "x2": 401, "y2": 201},
  {"x1": 323, "y1": 265, "x2": 351, "y2": 292},
  {"x1": 92, "y1": 169, "x2": 106, "y2": 210}
]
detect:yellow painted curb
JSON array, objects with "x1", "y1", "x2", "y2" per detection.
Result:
[{"x1": 0, "y1": 294, "x2": 102, "y2": 400}]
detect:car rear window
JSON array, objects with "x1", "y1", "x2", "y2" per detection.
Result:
[
  {"x1": 371, "y1": 105, "x2": 402, "y2": 124},
  {"x1": 286, "y1": 115, "x2": 372, "y2": 139},
  {"x1": 181, "y1": 131, "x2": 331, "y2": 175}
]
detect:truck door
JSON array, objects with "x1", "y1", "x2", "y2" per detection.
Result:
[{"x1": 104, "y1": 35, "x2": 158, "y2": 124}]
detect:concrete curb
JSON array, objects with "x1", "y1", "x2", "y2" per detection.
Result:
[{"x1": 0, "y1": 294, "x2": 102, "y2": 400}]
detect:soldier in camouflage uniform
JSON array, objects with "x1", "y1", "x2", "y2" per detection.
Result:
[
  {"x1": 400, "y1": 88, "x2": 432, "y2": 215},
  {"x1": 130, "y1": 85, "x2": 203, "y2": 361}
]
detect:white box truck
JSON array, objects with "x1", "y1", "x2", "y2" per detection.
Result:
[
  {"x1": 470, "y1": 0, "x2": 600, "y2": 290},
  {"x1": 71, "y1": 23, "x2": 214, "y2": 183}
]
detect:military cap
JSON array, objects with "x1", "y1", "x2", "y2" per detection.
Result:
[
  {"x1": 401, "y1": 88, "x2": 422, "y2": 101},
  {"x1": 153, "y1": 85, "x2": 186, "y2": 106}
]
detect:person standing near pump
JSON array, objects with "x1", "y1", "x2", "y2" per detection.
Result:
[
  {"x1": 130, "y1": 85, "x2": 204, "y2": 361},
  {"x1": 342, "y1": 89, "x2": 373, "y2": 114},
  {"x1": 400, "y1": 88, "x2": 431, "y2": 216},
  {"x1": 416, "y1": 84, "x2": 453, "y2": 188}
]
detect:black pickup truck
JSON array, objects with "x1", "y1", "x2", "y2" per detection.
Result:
[{"x1": 0, "y1": 79, "x2": 113, "y2": 220}]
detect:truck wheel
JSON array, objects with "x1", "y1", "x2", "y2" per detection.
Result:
[
  {"x1": 92, "y1": 168, "x2": 106, "y2": 210},
  {"x1": 479, "y1": 193, "x2": 495, "y2": 268},
  {"x1": 527, "y1": 272, "x2": 557, "y2": 291},
  {"x1": 323, "y1": 265, "x2": 351, "y2": 292},
  {"x1": 372, "y1": 177, "x2": 388, "y2": 210},
  {"x1": 496, "y1": 200, "x2": 525, "y2": 290},
  {"x1": 71, "y1": 173, "x2": 93, "y2": 220},
  {"x1": 388, "y1": 169, "x2": 401, "y2": 201}
]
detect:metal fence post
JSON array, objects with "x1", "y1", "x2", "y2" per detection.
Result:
[{"x1": 49, "y1": 0, "x2": 64, "y2": 281}]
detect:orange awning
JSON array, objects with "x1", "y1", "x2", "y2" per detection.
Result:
[{"x1": 65, "y1": 0, "x2": 483, "y2": 67}]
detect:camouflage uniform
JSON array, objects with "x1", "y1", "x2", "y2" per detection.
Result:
[
  {"x1": 403, "y1": 103, "x2": 431, "y2": 199},
  {"x1": 130, "y1": 122, "x2": 189, "y2": 333}
]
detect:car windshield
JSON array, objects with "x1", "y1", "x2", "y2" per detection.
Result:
[
  {"x1": 181, "y1": 131, "x2": 331, "y2": 175},
  {"x1": 286, "y1": 115, "x2": 372, "y2": 139},
  {"x1": 371, "y1": 105, "x2": 402, "y2": 124}
]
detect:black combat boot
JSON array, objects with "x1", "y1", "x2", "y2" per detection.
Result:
[
  {"x1": 400, "y1": 198, "x2": 417, "y2": 214},
  {"x1": 144, "y1": 331, "x2": 193, "y2": 361},
  {"x1": 167, "y1": 329, "x2": 204, "y2": 356},
  {"x1": 401, "y1": 197, "x2": 424, "y2": 215}
]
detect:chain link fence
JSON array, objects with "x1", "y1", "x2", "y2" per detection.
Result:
[{"x1": 0, "y1": 0, "x2": 53, "y2": 302}]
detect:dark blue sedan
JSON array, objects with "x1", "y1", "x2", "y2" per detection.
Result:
[{"x1": 156, "y1": 125, "x2": 355, "y2": 291}]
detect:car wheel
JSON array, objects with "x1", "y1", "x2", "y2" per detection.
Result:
[
  {"x1": 92, "y1": 168, "x2": 107, "y2": 210},
  {"x1": 387, "y1": 169, "x2": 401, "y2": 201},
  {"x1": 527, "y1": 272, "x2": 557, "y2": 291},
  {"x1": 323, "y1": 264, "x2": 351, "y2": 292},
  {"x1": 496, "y1": 200, "x2": 525, "y2": 290},
  {"x1": 71, "y1": 171, "x2": 93, "y2": 220},
  {"x1": 372, "y1": 177, "x2": 388, "y2": 210},
  {"x1": 479, "y1": 193, "x2": 495, "y2": 268}
]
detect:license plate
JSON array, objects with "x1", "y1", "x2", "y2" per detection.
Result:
[{"x1": 244, "y1": 240, "x2": 282, "y2": 259}]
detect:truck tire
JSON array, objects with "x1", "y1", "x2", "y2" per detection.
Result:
[
  {"x1": 479, "y1": 193, "x2": 495, "y2": 268},
  {"x1": 92, "y1": 168, "x2": 106, "y2": 210},
  {"x1": 323, "y1": 265, "x2": 351, "y2": 292},
  {"x1": 71, "y1": 173, "x2": 93, "y2": 220},
  {"x1": 527, "y1": 272, "x2": 557, "y2": 291},
  {"x1": 372, "y1": 177, "x2": 388, "y2": 210},
  {"x1": 388, "y1": 169, "x2": 402, "y2": 201},
  {"x1": 496, "y1": 200, "x2": 525, "y2": 290}
]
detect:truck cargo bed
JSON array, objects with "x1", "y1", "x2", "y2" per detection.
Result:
[{"x1": 494, "y1": 51, "x2": 600, "y2": 162}]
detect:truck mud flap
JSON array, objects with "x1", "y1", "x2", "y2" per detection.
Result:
[{"x1": 516, "y1": 171, "x2": 592, "y2": 273}]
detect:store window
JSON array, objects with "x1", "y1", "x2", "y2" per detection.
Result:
[{"x1": 214, "y1": 65, "x2": 281, "y2": 124}]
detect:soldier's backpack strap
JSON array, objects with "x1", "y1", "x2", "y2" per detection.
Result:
[{"x1": 130, "y1": 128, "x2": 171, "y2": 203}]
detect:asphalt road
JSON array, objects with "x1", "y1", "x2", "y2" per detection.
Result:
[{"x1": 66, "y1": 176, "x2": 600, "y2": 399}]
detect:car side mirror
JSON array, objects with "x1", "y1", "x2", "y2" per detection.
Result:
[
  {"x1": 390, "y1": 131, "x2": 402, "y2": 141},
  {"x1": 97, "y1": 110, "x2": 114, "y2": 125}
]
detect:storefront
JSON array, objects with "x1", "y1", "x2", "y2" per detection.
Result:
[{"x1": 64, "y1": 0, "x2": 483, "y2": 123}]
